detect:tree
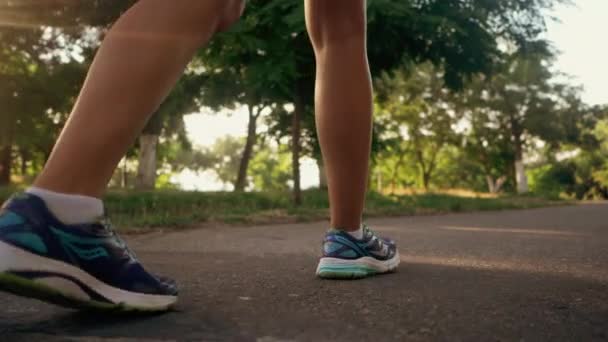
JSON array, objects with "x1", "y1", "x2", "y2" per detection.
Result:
[
  {"x1": 592, "y1": 119, "x2": 608, "y2": 185},
  {"x1": 462, "y1": 107, "x2": 514, "y2": 193},
  {"x1": 0, "y1": 1, "x2": 133, "y2": 31},
  {"x1": 0, "y1": 27, "x2": 48, "y2": 184},
  {"x1": 448, "y1": 44, "x2": 596, "y2": 195},
  {"x1": 2, "y1": 0, "x2": 567, "y2": 193},
  {"x1": 267, "y1": 0, "x2": 564, "y2": 200},
  {"x1": 205, "y1": 136, "x2": 246, "y2": 189},
  {"x1": 375, "y1": 64, "x2": 461, "y2": 190},
  {"x1": 456, "y1": 77, "x2": 516, "y2": 193},
  {"x1": 199, "y1": 1, "x2": 296, "y2": 192},
  {"x1": 249, "y1": 144, "x2": 292, "y2": 192},
  {"x1": 135, "y1": 75, "x2": 204, "y2": 190},
  {"x1": 560, "y1": 111, "x2": 608, "y2": 199},
  {"x1": 0, "y1": 0, "x2": 129, "y2": 185},
  {"x1": 201, "y1": 0, "x2": 565, "y2": 202},
  {"x1": 483, "y1": 51, "x2": 584, "y2": 193},
  {"x1": 0, "y1": 27, "x2": 92, "y2": 184}
]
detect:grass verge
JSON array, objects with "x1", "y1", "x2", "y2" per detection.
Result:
[{"x1": 1, "y1": 188, "x2": 565, "y2": 233}]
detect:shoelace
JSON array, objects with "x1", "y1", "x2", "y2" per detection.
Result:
[
  {"x1": 99, "y1": 217, "x2": 139, "y2": 261},
  {"x1": 362, "y1": 225, "x2": 391, "y2": 255},
  {"x1": 362, "y1": 224, "x2": 376, "y2": 238}
]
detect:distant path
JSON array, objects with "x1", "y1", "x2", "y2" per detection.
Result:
[{"x1": 1, "y1": 203, "x2": 607, "y2": 341}]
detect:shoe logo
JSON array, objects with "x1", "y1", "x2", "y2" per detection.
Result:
[{"x1": 50, "y1": 227, "x2": 110, "y2": 261}]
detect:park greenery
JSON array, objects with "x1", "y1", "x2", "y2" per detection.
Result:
[{"x1": 1, "y1": 0, "x2": 607, "y2": 225}]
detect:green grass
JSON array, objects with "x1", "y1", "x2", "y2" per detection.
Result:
[{"x1": 0, "y1": 187, "x2": 565, "y2": 233}]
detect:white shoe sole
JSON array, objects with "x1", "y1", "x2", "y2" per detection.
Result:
[
  {"x1": 316, "y1": 253, "x2": 400, "y2": 279},
  {"x1": 0, "y1": 241, "x2": 177, "y2": 312}
]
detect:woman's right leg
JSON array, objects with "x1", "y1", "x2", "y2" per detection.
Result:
[{"x1": 0, "y1": 0, "x2": 244, "y2": 312}]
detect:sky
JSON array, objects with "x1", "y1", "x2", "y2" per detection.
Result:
[
  {"x1": 176, "y1": 0, "x2": 607, "y2": 190},
  {"x1": 544, "y1": 0, "x2": 607, "y2": 105}
]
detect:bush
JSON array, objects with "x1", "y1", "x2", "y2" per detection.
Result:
[
  {"x1": 0, "y1": 187, "x2": 561, "y2": 231},
  {"x1": 528, "y1": 163, "x2": 576, "y2": 199}
]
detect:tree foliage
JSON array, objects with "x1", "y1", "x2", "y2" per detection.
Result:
[{"x1": 5, "y1": 0, "x2": 602, "y2": 201}]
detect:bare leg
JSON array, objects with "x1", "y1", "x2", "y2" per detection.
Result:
[
  {"x1": 0, "y1": 0, "x2": 250, "y2": 312},
  {"x1": 309, "y1": 4, "x2": 400, "y2": 278},
  {"x1": 34, "y1": 0, "x2": 245, "y2": 198},
  {"x1": 305, "y1": 0, "x2": 372, "y2": 230}
]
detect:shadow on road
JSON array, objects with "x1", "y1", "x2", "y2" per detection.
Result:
[{"x1": 1, "y1": 254, "x2": 607, "y2": 341}]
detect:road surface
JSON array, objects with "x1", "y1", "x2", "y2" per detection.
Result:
[{"x1": 1, "y1": 203, "x2": 607, "y2": 341}]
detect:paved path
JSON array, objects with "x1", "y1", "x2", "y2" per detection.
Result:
[{"x1": 1, "y1": 203, "x2": 607, "y2": 341}]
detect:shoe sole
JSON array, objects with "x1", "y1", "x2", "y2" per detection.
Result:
[
  {"x1": 0, "y1": 241, "x2": 177, "y2": 312},
  {"x1": 316, "y1": 253, "x2": 400, "y2": 279}
]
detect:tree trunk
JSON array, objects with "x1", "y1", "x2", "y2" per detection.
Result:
[
  {"x1": 234, "y1": 106, "x2": 258, "y2": 192},
  {"x1": 19, "y1": 148, "x2": 29, "y2": 176},
  {"x1": 486, "y1": 175, "x2": 507, "y2": 193},
  {"x1": 136, "y1": 111, "x2": 164, "y2": 190},
  {"x1": 0, "y1": 146, "x2": 11, "y2": 186},
  {"x1": 515, "y1": 159, "x2": 528, "y2": 194},
  {"x1": 317, "y1": 159, "x2": 328, "y2": 190},
  {"x1": 509, "y1": 115, "x2": 528, "y2": 194},
  {"x1": 390, "y1": 154, "x2": 405, "y2": 194},
  {"x1": 496, "y1": 176, "x2": 507, "y2": 193},
  {"x1": 376, "y1": 170, "x2": 383, "y2": 193},
  {"x1": 292, "y1": 95, "x2": 303, "y2": 206},
  {"x1": 513, "y1": 134, "x2": 528, "y2": 194},
  {"x1": 121, "y1": 158, "x2": 128, "y2": 189},
  {"x1": 415, "y1": 148, "x2": 433, "y2": 191},
  {"x1": 0, "y1": 112, "x2": 16, "y2": 186},
  {"x1": 135, "y1": 134, "x2": 159, "y2": 190},
  {"x1": 422, "y1": 172, "x2": 431, "y2": 191},
  {"x1": 486, "y1": 176, "x2": 498, "y2": 193}
]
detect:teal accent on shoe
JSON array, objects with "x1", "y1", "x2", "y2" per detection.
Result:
[
  {"x1": 5, "y1": 232, "x2": 47, "y2": 254},
  {"x1": 0, "y1": 212, "x2": 24, "y2": 229},
  {"x1": 332, "y1": 235, "x2": 367, "y2": 256},
  {"x1": 323, "y1": 241, "x2": 344, "y2": 254},
  {"x1": 339, "y1": 250, "x2": 358, "y2": 258},
  {"x1": 50, "y1": 227, "x2": 109, "y2": 261},
  {"x1": 317, "y1": 265, "x2": 378, "y2": 279},
  {"x1": 50, "y1": 227, "x2": 112, "y2": 245},
  {"x1": 65, "y1": 242, "x2": 109, "y2": 260}
]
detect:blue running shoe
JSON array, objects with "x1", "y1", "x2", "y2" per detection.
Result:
[
  {"x1": 0, "y1": 193, "x2": 177, "y2": 312},
  {"x1": 316, "y1": 225, "x2": 400, "y2": 279}
]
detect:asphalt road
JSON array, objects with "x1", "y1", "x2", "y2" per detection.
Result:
[{"x1": 1, "y1": 203, "x2": 607, "y2": 341}]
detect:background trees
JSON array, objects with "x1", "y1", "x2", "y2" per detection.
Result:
[{"x1": 2, "y1": 0, "x2": 606, "y2": 200}]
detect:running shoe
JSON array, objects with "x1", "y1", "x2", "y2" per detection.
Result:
[
  {"x1": 316, "y1": 224, "x2": 400, "y2": 279},
  {"x1": 0, "y1": 193, "x2": 177, "y2": 312}
]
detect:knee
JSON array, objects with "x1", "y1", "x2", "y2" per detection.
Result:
[
  {"x1": 306, "y1": 0, "x2": 366, "y2": 51},
  {"x1": 217, "y1": 0, "x2": 246, "y2": 32}
]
